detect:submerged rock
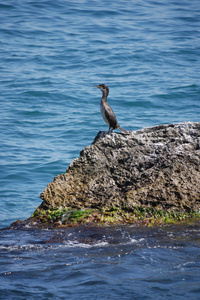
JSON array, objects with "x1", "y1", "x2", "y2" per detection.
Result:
[{"x1": 39, "y1": 122, "x2": 200, "y2": 215}]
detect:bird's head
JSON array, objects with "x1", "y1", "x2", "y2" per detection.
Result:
[{"x1": 94, "y1": 84, "x2": 109, "y2": 97}]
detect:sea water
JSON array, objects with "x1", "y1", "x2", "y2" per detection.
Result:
[{"x1": 0, "y1": 0, "x2": 200, "y2": 299}]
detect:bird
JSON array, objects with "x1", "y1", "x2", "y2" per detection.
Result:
[{"x1": 94, "y1": 84, "x2": 128, "y2": 134}]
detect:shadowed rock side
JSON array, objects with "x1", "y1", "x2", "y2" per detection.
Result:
[{"x1": 40, "y1": 122, "x2": 200, "y2": 213}]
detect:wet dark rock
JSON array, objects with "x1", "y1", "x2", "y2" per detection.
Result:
[{"x1": 39, "y1": 122, "x2": 200, "y2": 213}]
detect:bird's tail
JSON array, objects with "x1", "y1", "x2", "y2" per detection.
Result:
[{"x1": 118, "y1": 126, "x2": 128, "y2": 134}]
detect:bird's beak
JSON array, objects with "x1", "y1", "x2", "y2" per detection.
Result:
[{"x1": 93, "y1": 85, "x2": 100, "y2": 89}]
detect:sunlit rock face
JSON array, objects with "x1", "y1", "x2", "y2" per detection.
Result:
[{"x1": 40, "y1": 122, "x2": 200, "y2": 213}]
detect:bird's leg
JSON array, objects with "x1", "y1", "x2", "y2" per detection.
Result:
[
  {"x1": 107, "y1": 127, "x2": 114, "y2": 135},
  {"x1": 107, "y1": 126, "x2": 111, "y2": 134}
]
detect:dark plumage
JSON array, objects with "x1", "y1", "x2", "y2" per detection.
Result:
[{"x1": 94, "y1": 84, "x2": 128, "y2": 134}]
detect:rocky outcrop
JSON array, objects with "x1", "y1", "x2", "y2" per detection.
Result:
[{"x1": 40, "y1": 122, "x2": 200, "y2": 213}]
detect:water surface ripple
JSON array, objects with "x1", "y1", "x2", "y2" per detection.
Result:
[{"x1": 1, "y1": 223, "x2": 200, "y2": 299}]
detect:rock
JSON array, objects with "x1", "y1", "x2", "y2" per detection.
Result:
[{"x1": 39, "y1": 122, "x2": 200, "y2": 213}]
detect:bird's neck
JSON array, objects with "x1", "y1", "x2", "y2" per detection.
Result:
[{"x1": 101, "y1": 91, "x2": 108, "y2": 102}]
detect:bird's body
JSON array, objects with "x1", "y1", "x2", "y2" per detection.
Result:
[{"x1": 94, "y1": 84, "x2": 128, "y2": 134}]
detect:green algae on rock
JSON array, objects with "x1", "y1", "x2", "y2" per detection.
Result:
[
  {"x1": 29, "y1": 122, "x2": 200, "y2": 228},
  {"x1": 28, "y1": 206, "x2": 200, "y2": 228}
]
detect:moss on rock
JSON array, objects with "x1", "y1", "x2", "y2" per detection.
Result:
[{"x1": 29, "y1": 206, "x2": 200, "y2": 228}]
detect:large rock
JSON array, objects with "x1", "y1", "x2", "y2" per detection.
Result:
[{"x1": 40, "y1": 122, "x2": 200, "y2": 213}]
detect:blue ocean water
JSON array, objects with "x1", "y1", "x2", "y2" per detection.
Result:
[{"x1": 0, "y1": 0, "x2": 200, "y2": 298}]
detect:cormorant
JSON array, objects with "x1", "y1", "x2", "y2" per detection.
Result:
[{"x1": 94, "y1": 84, "x2": 128, "y2": 134}]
